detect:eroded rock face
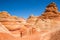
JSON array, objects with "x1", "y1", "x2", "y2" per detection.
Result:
[
  {"x1": 0, "y1": 2, "x2": 60, "y2": 40},
  {"x1": 39, "y1": 2, "x2": 60, "y2": 19},
  {"x1": 45, "y1": 2, "x2": 58, "y2": 12},
  {"x1": 0, "y1": 11, "x2": 26, "y2": 31}
]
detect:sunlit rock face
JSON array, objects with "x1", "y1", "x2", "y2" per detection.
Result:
[
  {"x1": 45, "y1": 2, "x2": 58, "y2": 12},
  {"x1": 0, "y1": 2, "x2": 60, "y2": 40},
  {"x1": 39, "y1": 2, "x2": 60, "y2": 19},
  {"x1": 0, "y1": 11, "x2": 26, "y2": 38},
  {"x1": 0, "y1": 11, "x2": 26, "y2": 31}
]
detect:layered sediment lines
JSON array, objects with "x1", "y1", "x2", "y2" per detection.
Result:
[{"x1": 0, "y1": 2, "x2": 60, "y2": 40}]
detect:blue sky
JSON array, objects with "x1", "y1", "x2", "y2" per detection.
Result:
[{"x1": 0, "y1": 0, "x2": 60, "y2": 18}]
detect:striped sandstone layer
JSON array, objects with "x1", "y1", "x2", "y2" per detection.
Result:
[{"x1": 0, "y1": 2, "x2": 60, "y2": 40}]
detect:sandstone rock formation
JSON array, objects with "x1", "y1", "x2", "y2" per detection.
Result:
[
  {"x1": 39, "y1": 2, "x2": 60, "y2": 19},
  {"x1": 0, "y1": 2, "x2": 60, "y2": 40}
]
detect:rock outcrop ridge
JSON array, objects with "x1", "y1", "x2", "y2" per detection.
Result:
[{"x1": 0, "y1": 2, "x2": 60, "y2": 40}]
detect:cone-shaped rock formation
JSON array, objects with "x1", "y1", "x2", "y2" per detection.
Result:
[{"x1": 39, "y1": 2, "x2": 60, "y2": 19}]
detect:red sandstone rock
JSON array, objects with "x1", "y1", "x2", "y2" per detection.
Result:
[{"x1": 0, "y1": 2, "x2": 60, "y2": 40}]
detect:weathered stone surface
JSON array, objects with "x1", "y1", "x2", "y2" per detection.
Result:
[
  {"x1": 0, "y1": 2, "x2": 60, "y2": 40},
  {"x1": 39, "y1": 2, "x2": 60, "y2": 19}
]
